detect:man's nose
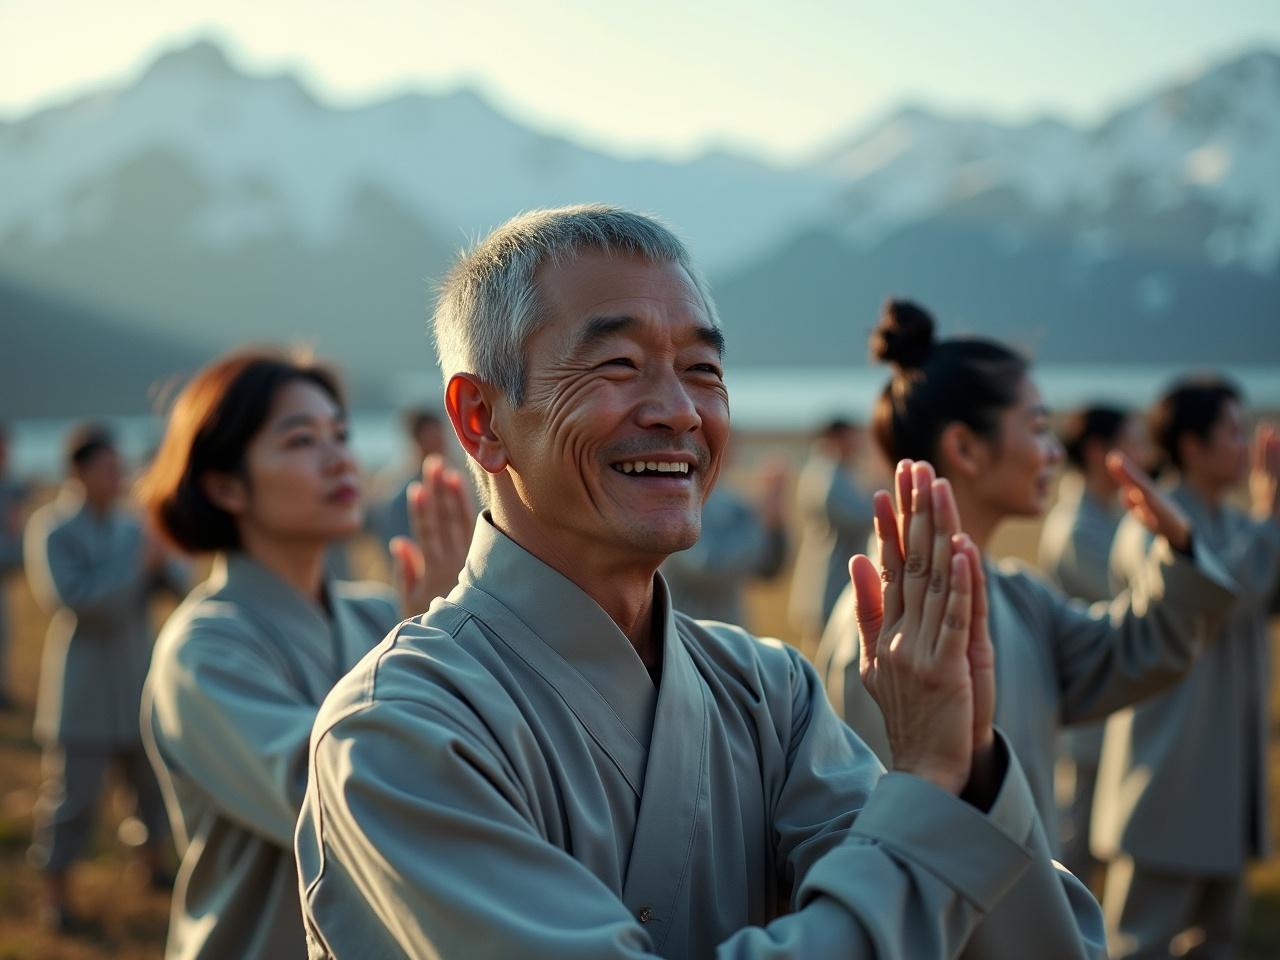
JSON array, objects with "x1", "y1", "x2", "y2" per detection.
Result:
[{"x1": 637, "y1": 369, "x2": 701, "y2": 434}]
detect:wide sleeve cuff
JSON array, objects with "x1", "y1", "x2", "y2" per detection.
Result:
[
  {"x1": 1152, "y1": 535, "x2": 1237, "y2": 613},
  {"x1": 807, "y1": 731, "x2": 1035, "y2": 915}
]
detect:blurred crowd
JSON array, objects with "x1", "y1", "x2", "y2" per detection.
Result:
[{"x1": 1, "y1": 278, "x2": 1277, "y2": 958}]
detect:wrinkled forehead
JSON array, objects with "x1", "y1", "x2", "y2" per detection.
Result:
[{"x1": 532, "y1": 250, "x2": 719, "y2": 350}]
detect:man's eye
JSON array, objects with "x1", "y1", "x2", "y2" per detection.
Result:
[
  {"x1": 285, "y1": 434, "x2": 316, "y2": 448},
  {"x1": 691, "y1": 363, "x2": 724, "y2": 378},
  {"x1": 602, "y1": 358, "x2": 637, "y2": 369}
]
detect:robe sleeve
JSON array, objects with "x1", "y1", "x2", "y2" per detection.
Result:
[
  {"x1": 1049, "y1": 528, "x2": 1237, "y2": 726},
  {"x1": 146, "y1": 619, "x2": 316, "y2": 848},
  {"x1": 825, "y1": 472, "x2": 874, "y2": 540},
  {"x1": 24, "y1": 513, "x2": 145, "y2": 625},
  {"x1": 1048, "y1": 521, "x2": 1116, "y2": 604},
  {"x1": 765, "y1": 652, "x2": 1105, "y2": 960},
  {"x1": 298, "y1": 671, "x2": 1101, "y2": 959}
]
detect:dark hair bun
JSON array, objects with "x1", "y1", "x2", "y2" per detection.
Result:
[{"x1": 871, "y1": 299, "x2": 935, "y2": 370}]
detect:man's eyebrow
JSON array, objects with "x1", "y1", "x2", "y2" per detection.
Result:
[
  {"x1": 696, "y1": 324, "x2": 726, "y2": 358},
  {"x1": 570, "y1": 315, "x2": 636, "y2": 356},
  {"x1": 569, "y1": 315, "x2": 725, "y2": 358}
]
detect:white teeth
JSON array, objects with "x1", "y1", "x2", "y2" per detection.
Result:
[{"x1": 614, "y1": 460, "x2": 691, "y2": 475}]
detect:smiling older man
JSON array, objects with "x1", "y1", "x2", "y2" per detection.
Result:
[{"x1": 295, "y1": 205, "x2": 1105, "y2": 959}]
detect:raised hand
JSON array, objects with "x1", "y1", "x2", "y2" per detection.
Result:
[
  {"x1": 852, "y1": 460, "x2": 993, "y2": 796},
  {"x1": 1106, "y1": 451, "x2": 1192, "y2": 553},
  {"x1": 1250, "y1": 422, "x2": 1280, "y2": 521},
  {"x1": 391, "y1": 455, "x2": 475, "y2": 616}
]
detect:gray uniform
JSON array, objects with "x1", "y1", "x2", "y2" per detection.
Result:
[
  {"x1": 298, "y1": 514, "x2": 1107, "y2": 960},
  {"x1": 1037, "y1": 475, "x2": 1125, "y2": 876},
  {"x1": 660, "y1": 486, "x2": 787, "y2": 627},
  {"x1": 367, "y1": 461, "x2": 417, "y2": 555},
  {"x1": 24, "y1": 490, "x2": 186, "y2": 869},
  {"x1": 787, "y1": 452, "x2": 873, "y2": 644},
  {"x1": 817, "y1": 536, "x2": 1234, "y2": 850},
  {"x1": 0, "y1": 475, "x2": 28, "y2": 699},
  {"x1": 1092, "y1": 486, "x2": 1280, "y2": 958},
  {"x1": 143, "y1": 553, "x2": 399, "y2": 960}
]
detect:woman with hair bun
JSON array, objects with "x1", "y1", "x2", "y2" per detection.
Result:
[
  {"x1": 817, "y1": 300, "x2": 1236, "y2": 854},
  {"x1": 137, "y1": 348, "x2": 471, "y2": 960}
]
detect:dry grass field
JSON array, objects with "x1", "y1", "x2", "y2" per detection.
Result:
[{"x1": 0, "y1": 482, "x2": 1277, "y2": 957}]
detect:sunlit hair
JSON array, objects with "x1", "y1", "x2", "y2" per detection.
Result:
[
  {"x1": 137, "y1": 347, "x2": 344, "y2": 554},
  {"x1": 432, "y1": 204, "x2": 719, "y2": 406}
]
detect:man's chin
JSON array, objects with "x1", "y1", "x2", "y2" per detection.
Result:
[{"x1": 621, "y1": 518, "x2": 700, "y2": 558}]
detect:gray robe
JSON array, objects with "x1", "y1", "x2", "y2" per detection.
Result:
[
  {"x1": 297, "y1": 514, "x2": 1106, "y2": 959},
  {"x1": 787, "y1": 453, "x2": 873, "y2": 638},
  {"x1": 25, "y1": 489, "x2": 186, "y2": 746},
  {"x1": 660, "y1": 486, "x2": 787, "y2": 628},
  {"x1": 1092, "y1": 486, "x2": 1280, "y2": 874},
  {"x1": 817, "y1": 535, "x2": 1235, "y2": 847},
  {"x1": 143, "y1": 553, "x2": 399, "y2": 960},
  {"x1": 0, "y1": 475, "x2": 29, "y2": 694},
  {"x1": 1038, "y1": 478, "x2": 1124, "y2": 768}
]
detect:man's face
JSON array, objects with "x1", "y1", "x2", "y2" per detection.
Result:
[{"x1": 492, "y1": 251, "x2": 729, "y2": 567}]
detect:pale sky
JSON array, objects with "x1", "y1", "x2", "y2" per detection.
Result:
[{"x1": 3, "y1": 0, "x2": 1279, "y2": 163}]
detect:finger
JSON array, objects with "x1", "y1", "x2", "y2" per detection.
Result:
[
  {"x1": 440, "y1": 468, "x2": 474, "y2": 561},
  {"x1": 935, "y1": 551, "x2": 972, "y2": 666},
  {"x1": 895, "y1": 459, "x2": 914, "y2": 557},
  {"x1": 1105, "y1": 451, "x2": 1148, "y2": 494},
  {"x1": 920, "y1": 478, "x2": 960, "y2": 654},
  {"x1": 390, "y1": 536, "x2": 421, "y2": 607},
  {"x1": 901, "y1": 462, "x2": 936, "y2": 636},
  {"x1": 850, "y1": 554, "x2": 884, "y2": 675},
  {"x1": 408, "y1": 481, "x2": 439, "y2": 566},
  {"x1": 873, "y1": 491, "x2": 905, "y2": 626}
]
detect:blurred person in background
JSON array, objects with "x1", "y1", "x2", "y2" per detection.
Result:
[
  {"x1": 137, "y1": 349, "x2": 471, "y2": 960},
  {"x1": 0, "y1": 421, "x2": 32, "y2": 710},
  {"x1": 368, "y1": 407, "x2": 448, "y2": 556},
  {"x1": 820, "y1": 300, "x2": 1235, "y2": 854},
  {"x1": 1037, "y1": 404, "x2": 1154, "y2": 883},
  {"x1": 660, "y1": 438, "x2": 788, "y2": 628},
  {"x1": 24, "y1": 423, "x2": 187, "y2": 933},
  {"x1": 1093, "y1": 378, "x2": 1280, "y2": 960},
  {"x1": 788, "y1": 418, "x2": 873, "y2": 656}
]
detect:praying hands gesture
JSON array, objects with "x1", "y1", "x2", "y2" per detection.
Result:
[
  {"x1": 392, "y1": 454, "x2": 475, "y2": 616},
  {"x1": 850, "y1": 460, "x2": 998, "y2": 802}
]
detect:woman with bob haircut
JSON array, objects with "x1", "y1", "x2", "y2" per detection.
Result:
[
  {"x1": 817, "y1": 300, "x2": 1236, "y2": 856},
  {"x1": 137, "y1": 348, "x2": 471, "y2": 960}
]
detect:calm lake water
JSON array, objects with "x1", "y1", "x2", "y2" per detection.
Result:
[{"x1": 8, "y1": 364, "x2": 1280, "y2": 480}]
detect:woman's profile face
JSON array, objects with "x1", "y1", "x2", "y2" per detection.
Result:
[
  {"x1": 237, "y1": 380, "x2": 363, "y2": 545},
  {"x1": 976, "y1": 375, "x2": 1064, "y2": 519}
]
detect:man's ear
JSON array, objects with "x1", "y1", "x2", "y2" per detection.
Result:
[
  {"x1": 938, "y1": 421, "x2": 987, "y2": 479},
  {"x1": 445, "y1": 374, "x2": 510, "y2": 476},
  {"x1": 202, "y1": 471, "x2": 249, "y2": 516}
]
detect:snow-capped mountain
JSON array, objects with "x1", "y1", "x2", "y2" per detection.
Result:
[
  {"x1": 2, "y1": 40, "x2": 1277, "y2": 417},
  {"x1": 810, "y1": 49, "x2": 1280, "y2": 271},
  {"x1": 0, "y1": 40, "x2": 837, "y2": 270}
]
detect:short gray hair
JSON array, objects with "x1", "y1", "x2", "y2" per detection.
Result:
[{"x1": 432, "y1": 204, "x2": 719, "y2": 405}]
